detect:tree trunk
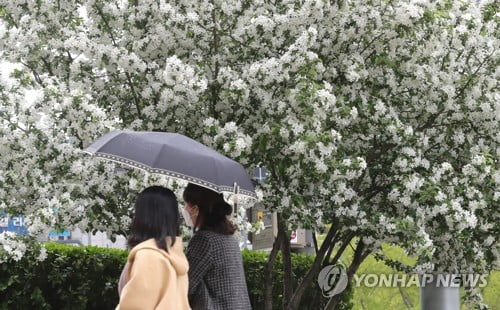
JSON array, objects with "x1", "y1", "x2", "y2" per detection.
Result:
[
  {"x1": 279, "y1": 215, "x2": 293, "y2": 308},
  {"x1": 312, "y1": 233, "x2": 340, "y2": 305},
  {"x1": 264, "y1": 224, "x2": 284, "y2": 310},
  {"x1": 329, "y1": 233, "x2": 355, "y2": 267},
  {"x1": 308, "y1": 232, "x2": 355, "y2": 308},
  {"x1": 286, "y1": 222, "x2": 338, "y2": 310},
  {"x1": 323, "y1": 237, "x2": 337, "y2": 268},
  {"x1": 312, "y1": 231, "x2": 319, "y2": 254},
  {"x1": 324, "y1": 239, "x2": 369, "y2": 310}
]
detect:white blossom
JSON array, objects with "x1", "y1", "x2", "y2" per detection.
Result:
[{"x1": 0, "y1": 2, "x2": 497, "y2": 307}]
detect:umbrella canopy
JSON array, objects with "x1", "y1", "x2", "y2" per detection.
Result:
[{"x1": 83, "y1": 130, "x2": 257, "y2": 199}]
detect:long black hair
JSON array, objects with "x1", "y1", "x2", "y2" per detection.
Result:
[
  {"x1": 183, "y1": 183, "x2": 235, "y2": 235},
  {"x1": 128, "y1": 186, "x2": 180, "y2": 251}
]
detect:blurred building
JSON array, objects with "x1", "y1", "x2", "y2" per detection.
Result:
[
  {"x1": 249, "y1": 203, "x2": 314, "y2": 254},
  {"x1": 50, "y1": 228, "x2": 127, "y2": 249},
  {"x1": 1, "y1": 212, "x2": 126, "y2": 248}
]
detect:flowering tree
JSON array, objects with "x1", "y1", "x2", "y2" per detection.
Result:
[{"x1": 0, "y1": 0, "x2": 498, "y2": 308}]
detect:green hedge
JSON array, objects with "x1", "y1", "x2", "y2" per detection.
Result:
[
  {"x1": 0, "y1": 243, "x2": 352, "y2": 309},
  {"x1": 0, "y1": 243, "x2": 127, "y2": 310}
]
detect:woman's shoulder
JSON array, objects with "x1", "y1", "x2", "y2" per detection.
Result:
[
  {"x1": 190, "y1": 230, "x2": 214, "y2": 244},
  {"x1": 196, "y1": 229, "x2": 235, "y2": 236},
  {"x1": 128, "y1": 238, "x2": 155, "y2": 253},
  {"x1": 194, "y1": 230, "x2": 236, "y2": 241},
  {"x1": 128, "y1": 239, "x2": 166, "y2": 260},
  {"x1": 193, "y1": 230, "x2": 238, "y2": 249},
  {"x1": 195, "y1": 229, "x2": 216, "y2": 236},
  {"x1": 189, "y1": 230, "x2": 233, "y2": 248}
]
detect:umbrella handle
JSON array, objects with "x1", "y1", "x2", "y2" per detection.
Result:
[{"x1": 233, "y1": 183, "x2": 240, "y2": 215}]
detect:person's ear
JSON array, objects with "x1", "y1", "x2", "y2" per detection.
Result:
[{"x1": 191, "y1": 205, "x2": 199, "y2": 216}]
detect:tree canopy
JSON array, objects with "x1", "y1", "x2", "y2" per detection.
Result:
[{"x1": 0, "y1": 0, "x2": 498, "y2": 307}]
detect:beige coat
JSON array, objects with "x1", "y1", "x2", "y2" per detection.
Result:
[{"x1": 116, "y1": 237, "x2": 190, "y2": 310}]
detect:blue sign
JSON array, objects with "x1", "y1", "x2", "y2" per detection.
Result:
[
  {"x1": 0, "y1": 214, "x2": 29, "y2": 235},
  {"x1": 0, "y1": 211, "x2": 70, "y2": 237},
  {"x1": 49, "y1": 230, "x2": 71, "y2": 237}
]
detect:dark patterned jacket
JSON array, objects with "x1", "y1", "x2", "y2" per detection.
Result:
[{"x1": 186, "y1": 230, "x2": 251, "y2": 310}]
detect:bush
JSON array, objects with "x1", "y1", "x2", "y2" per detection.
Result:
[
  {"x1": 0, "y1": 243, "x2": 353, "y2": 309},
  {"x1": 0, "y1": 242, "x2": 127, "y2": 310}
]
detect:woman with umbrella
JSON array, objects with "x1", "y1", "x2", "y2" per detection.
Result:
[
  {"x1": 85, "y1": 131, "x2": 256, "y2": 309},
  {"x1": 182, "y1": 183, "x2": 251, "y2": 310}
]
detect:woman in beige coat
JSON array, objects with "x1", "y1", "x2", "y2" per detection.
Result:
[{"x1": 117, "y1": 186, "x2": 190, "y2": 310}]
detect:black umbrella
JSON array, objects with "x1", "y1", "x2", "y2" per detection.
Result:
[{"x1": 83, "y1": 130, "x2": 257, "y2": 199}]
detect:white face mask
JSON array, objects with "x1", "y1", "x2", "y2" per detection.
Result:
[{"x1": 181, "y1": 208, "x2": 194, "y2": 228}]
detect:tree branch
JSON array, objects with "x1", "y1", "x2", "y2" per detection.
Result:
[
  {"x1": 329, "y1": 232, "x2": 356, "y2": 267},
  {"x1": 19, "y1": 61, "x2": 45, "y2": 86},
  {"x1": 312, "y1": 231, "x2": 319, "y2": 254},
  {"x1": 94, "y1": 3, "x2": 142, "y2": 118},
  {"x1": 209, "y1": 1, "x2": 221, "y2": 120}
]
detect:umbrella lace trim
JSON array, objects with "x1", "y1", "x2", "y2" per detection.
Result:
[{"x1": 90, "y1": 152, "x2": 257, "y2": 199}]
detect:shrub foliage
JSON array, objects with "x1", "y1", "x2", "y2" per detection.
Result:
[{"x1": 0, "y1": 243, "x2": 352, "y2": 309}]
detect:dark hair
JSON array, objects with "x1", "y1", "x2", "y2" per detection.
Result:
[
  {"x1": 128, "y1": 186, "x2": 180, "y2": 251},
  {"x1": 182, "y1": 183, "x2": 235, "y2": 235}
]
